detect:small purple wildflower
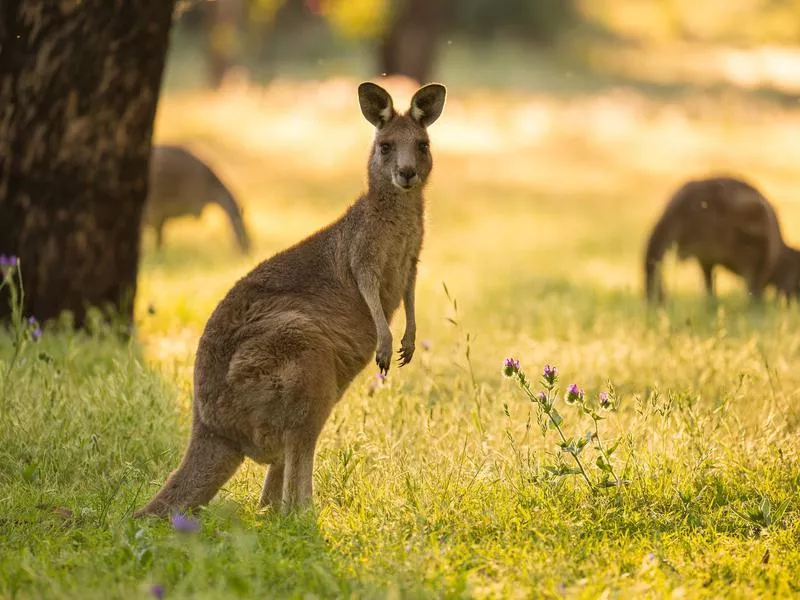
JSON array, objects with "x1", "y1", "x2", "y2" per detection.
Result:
[
  {"x1": 27, "y1": 316, "x2": 42, "y2": 341},
  {"x1": 543, "y1": 364, "x2": 557, "y2": 384},
  {"x1": 537, "y1": 390, "x2": 547, "y2": 403},
  {"x1": 598, "y1": 391, "x2": 611, "y2": 410},
  {"x1": 502, "y1": 357, "x2": 520, "y2": 377},
  {"x1": 367, "y1": 371, "x2": 386, "y2": 396},
  {"x1": 170, "y1": 511, "x2": 199, "y2": 534},
  {"x1": 565, "y1": 383, "x2": 584, "y2": 405},
  {"x1": 0, "y1": 255, "x2": 18, "y2": 275},
  {"x1": 150, "y1": 584, "x2": 165, "y2": 599},
  {"x1": 421, "y1": 339, "x2": 432, "y2": 351}
]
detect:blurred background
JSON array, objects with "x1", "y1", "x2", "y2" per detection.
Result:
[
  {"x1": 167, "y1": 0, "x2": 800, "y2": 94},
  {"x1": 144, "y1": 0, "x2": 800, "y2": 361}
]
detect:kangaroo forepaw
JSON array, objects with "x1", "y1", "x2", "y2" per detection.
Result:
[
  {"x1": 376, "y1": 351, "x2": 391, "y2": 375},
  {"x1": 397, "y1": 342, "x2": 415, "y2": 367},
  {"x1": 376, "y1": 336, "x2": 392, "y2": 374}
]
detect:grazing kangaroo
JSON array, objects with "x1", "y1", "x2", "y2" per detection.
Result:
[
  {"x1": 134, "y1": 82, "x2": 447, "y2": 518},
  {"x1": 144, "y1": 145, "x2": 252, "y2": 253},
  {"x1": 644, "y1": 176, "x2": 800, "y2": 303}
]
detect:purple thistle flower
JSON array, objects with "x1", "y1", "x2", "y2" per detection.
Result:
[
  {"x1": 599, "y1": 391, "x2": 611, "y2": 410},
  {"x1": 150, "y1": 584, "x2": 165, "y2": 599},
  {"x1": 170, "y1": 511, "x2": 199, "y2": 534},
  {"x1": 502, "y1": 357, "x2": 520, "y2": 377},
  {"x1": 0, "y1": 255, "x2": 18, "y2": 274},
  {"x1": 565, "y1": 383, "x2": 584, "y2": 405},
  {"x1": 543, "y1": 364, "x2": 557, "y2": 384},
  {"x1": 537, "y1": 390, "x2": 547, "y2": 403}
]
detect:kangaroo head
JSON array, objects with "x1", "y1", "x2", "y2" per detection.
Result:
[
  {"x1": 771, "y1": 245, "x2": 800, "y2": 300},
  {"x1": 358, "y1": 81, "x2": 446, "y2": 193}
]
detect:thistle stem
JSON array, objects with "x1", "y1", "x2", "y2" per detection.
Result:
[
  {"x1": 517, "y1": 371, "x2": 595, "y2": 491},
  {"x1": 548, "y1": 410, "x2": 594, "y2": 491},
  {"x1": 593, "y1": 417, "x2": 620, "y2": 486}
]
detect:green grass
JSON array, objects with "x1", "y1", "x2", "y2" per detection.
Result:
[{"x1": 3, "y1": 79, "x2": 800, "y2": 599}]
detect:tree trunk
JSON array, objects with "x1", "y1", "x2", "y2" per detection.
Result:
[
  {"x1": 0, "y1": 0, "x2": 175, "y2": 329},
  {"x1": 378, "y1": 0, "x2": 449, "y2": 84}
]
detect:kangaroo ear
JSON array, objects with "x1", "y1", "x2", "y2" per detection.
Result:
[
  {"x1": 358, "y1": 82, "x2": 395, "y2": 129},
  {"x1": 409, "y1": 83, "x2": 446, "y2": 127}
]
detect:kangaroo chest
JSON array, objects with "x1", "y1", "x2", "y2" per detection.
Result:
[{"x1": 379, "y1": 222, "x2": 422, "y2": 317}]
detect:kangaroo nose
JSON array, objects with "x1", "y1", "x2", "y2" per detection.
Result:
[{"x1": 399, "y1": 167, "x2": 416, "y2": 182}]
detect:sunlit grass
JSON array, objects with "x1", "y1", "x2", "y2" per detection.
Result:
[{"x1": 3, "y1": 78, "x2": 800, "y2": 598}]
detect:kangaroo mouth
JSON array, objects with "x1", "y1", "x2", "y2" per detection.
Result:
[{"x1": 392, "y1": 175, "x2": 420, "y2": 191}]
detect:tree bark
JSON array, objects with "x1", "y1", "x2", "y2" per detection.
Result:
[
  {"x1": 378, "y1": 0, "x2": 449, "y2": 84},
  {"x1": 0, "y1": 0, "x2": 175, "y2": 329}
]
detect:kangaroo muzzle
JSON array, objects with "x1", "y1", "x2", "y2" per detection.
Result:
[{"x1": 393, "y1": 166, "x2": 420, "y2": 190}]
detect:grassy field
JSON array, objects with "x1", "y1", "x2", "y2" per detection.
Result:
[{"x1": 3, "y1": 74, "x2": 800, "y2": 599}]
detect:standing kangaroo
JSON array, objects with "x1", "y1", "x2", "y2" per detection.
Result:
[
  {"x1": 144, "y1": 145, "x2": 252, "y2": 254},
  {"x1": 135, "y1": 82, "x2": 447, "y2": 517},
  {"x1": 644, "y1": 176, "x2": 800, "y2": 303}
]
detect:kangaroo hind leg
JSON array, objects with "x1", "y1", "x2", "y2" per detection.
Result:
[
  {"x1": 281, "y1": 428, "x2": 319, "y2": 513},
  {"x1": 226, "y1": 321, "x2": 338, "y2": 514},
  {"x1": 259, "y1": 462, "x2": 284, "y2": 510},
  {"x1": 699, "y1": 261, "x2": 715, "y2": 298}
]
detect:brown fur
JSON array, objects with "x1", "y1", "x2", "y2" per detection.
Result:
[
  {"x1": 134, "y1": 82, "x2": 447, "y2": 518},
  {"x1": 644, "y1": 176, "x2": 800, "y2": 303},
  {"x1": 144, "y1": 145, "x2": 252, "y2": 253}
]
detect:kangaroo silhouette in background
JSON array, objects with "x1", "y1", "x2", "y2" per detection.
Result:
[
  {"x1": 144, "y1": 145, "x2": 252, "y2": 254},
  {"x1": 645, "y1": 175, "x2": 800, "y2": 303}
]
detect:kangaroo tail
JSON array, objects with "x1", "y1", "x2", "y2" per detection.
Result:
[
  {"x1": 207, "y1": 171, "x2": 251, "y2": 254},
  {"x1": 191, "y1": 154, "x2": 252, "y2": 254},
  {"x1": 134, "y1": 419, "x2": 243, "y2": 518},
  {"x1": 216, "y1": 192, "x2": 252, "y2": 254}
]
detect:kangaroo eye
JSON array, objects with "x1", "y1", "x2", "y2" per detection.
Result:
[
  {"x1": 379, "y1": 143, "x2": 392, "y2": 155},
  {"x1": 418, "y1": 141, "x2": 429, "y2": 153}
]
